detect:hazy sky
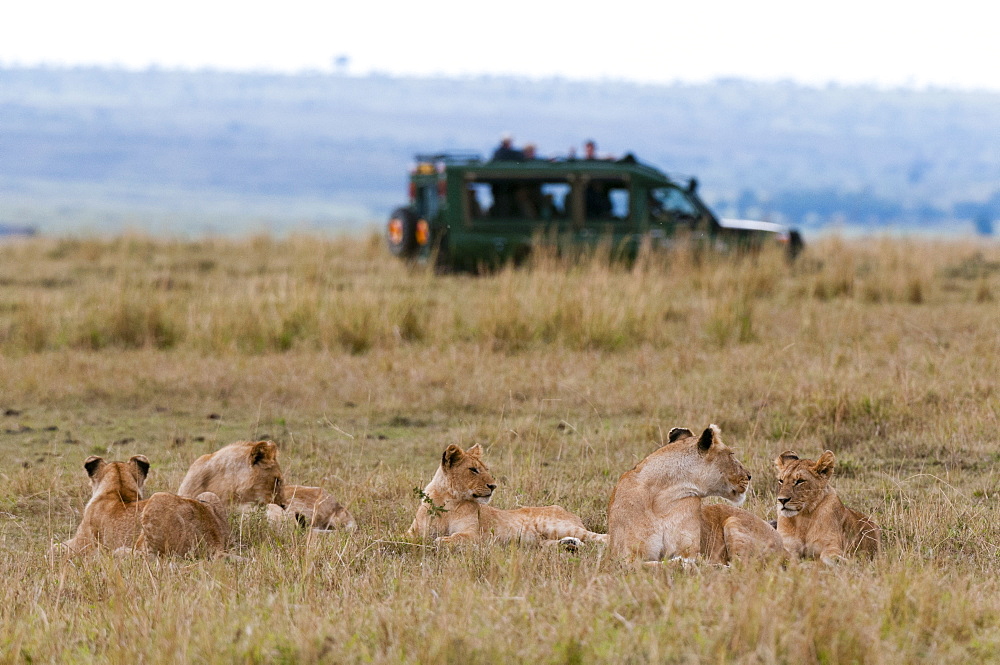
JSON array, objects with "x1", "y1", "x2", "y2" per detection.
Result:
[{"x1": 4, "y1": 0, "x2": 999, "y2": 90}]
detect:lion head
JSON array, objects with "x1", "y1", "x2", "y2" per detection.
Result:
[
  {"x1": 240, "y1": 441, "x2": 287, "y2": 507},
  {"x1": 83, "y1": 454, "x2": 150, "y2": 502},
  {"x1": 773, "y1": 450, "x2": 835, "y2": 517},
  {"x1": 439, "y1": 443, "x2": 497, "y2": 504},
  {"x1": 668, "y1": 424, "x2": 751, "y2": 505},
  {"x1": 177, "y1": 440, "x2": 287, "y2": 508}
]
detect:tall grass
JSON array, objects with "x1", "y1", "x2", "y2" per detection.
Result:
[
  {"x1": 1, "y1": 233, "x2": 1000, "y2": 662},
  {"x1": 4, "y1": 234, "x2": 990, "y2": 356}
]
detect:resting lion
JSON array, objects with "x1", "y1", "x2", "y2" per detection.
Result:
[
  {"x1": 62, "y1": 455, "x2": 228, "y2": 557},
  {"x1": 266, "y1": 485, "x2": 356, "y2": 531},
  {"x1": 607, "y1": 425, "x2": 786, "y2": 564},
  {"x1": 774, "y1": 450, "x2": 881, "y2": 564},
  {"x1": 138, "y1": 491, "x2": 229, "y2": 556},
  {"x1": 407, "y1": 443, "x2": 607, "y2": 548},
  {"x1": 177, "y1": 440, "x2": 287, "y2": 509}
]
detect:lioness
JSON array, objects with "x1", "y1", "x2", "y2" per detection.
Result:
[
  {"x1": 177, "y1": 440, "x2": 287, "y2": 508},
  {"x1": 266, "y1": 485, "x2": 356, "y2": 531},
  {"x1": 62, "y1": 455, "x2": 228, "y2": 557},
  {"x1": 407, "y1": 443, "x2": 607, "y2": 548},
  {"x1": 774, "y1": 450, "x2": 881, "y2": 564},
  {"x1": 608, "y1": 425, "x2": 786, "y2": 564}
]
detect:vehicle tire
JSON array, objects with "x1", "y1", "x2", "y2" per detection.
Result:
[{"x1": 386, "y1": 207, "x2": 419, "y2": 258}]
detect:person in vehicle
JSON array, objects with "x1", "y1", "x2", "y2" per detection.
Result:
[
  {"x1": 492, "y1": 134, "x2": 524, "y2": 162},
  {"x1": 583, "y1": 139, "x2": 616, "y2": 161}
]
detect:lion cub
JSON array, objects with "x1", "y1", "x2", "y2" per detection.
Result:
[
  {"x1": 408, "y1": 443, "x2": 607, "y2": 548},
  {"x1": 178, "y1": 440, "x2": 287, "y2": 509},
  {"x1": 62, "y1": 455, "x2": 228, "y2": 557},
  {"x1": 608, "y1": 425, "x2": 786, "y2": 564},
  {"x1": 138, "y1": 490, "x2": 229, "y2": 556},
  {"x1": 774, "y1": 450, "x2": 880, "y2": 565},
  {"x1": 267, "y1": 485, "x2": 356, "y2": 531}
]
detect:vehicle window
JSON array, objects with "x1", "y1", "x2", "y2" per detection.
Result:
[
  {"x1": 585, "y1": 179, "x2": 630, "y2": 222},
  {"x1": 609, "y1": 189, "x2": 630, "y2": 219},
  {"x1": 467, "y1": 178, "x2": 572, "y2": 221},
  {"x1": 468, "y1": 183, "x2": 494, "y2": 218},
  {"x1": 650, "y1": 187, "x2": 699, "y2": 223},
  {"x1": 541, "y1": 183, "x2": 571, "y2": 218}
]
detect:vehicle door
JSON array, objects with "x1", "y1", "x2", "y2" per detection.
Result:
[
  {"x1": 647, "y1": 185, "x2": 712, "y2": 248},
  {"x1": 460, "y1": 172, "x2": 575, "y2": 268},
  {"x1": 576, "y1": 174, "x2": 634, "y2": 256}
]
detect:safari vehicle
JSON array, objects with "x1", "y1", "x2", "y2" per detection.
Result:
[{"x1": 386, "y1": 152, "x2": 802, "y2": 271}]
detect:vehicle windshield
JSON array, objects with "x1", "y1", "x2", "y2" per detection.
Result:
[{"x1": 649, "y1": 186, "x2": 701, "y2": 220}]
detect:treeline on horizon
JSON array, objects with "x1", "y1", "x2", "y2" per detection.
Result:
[{"x1": 1, "y1": 65, "x2": 999, "y2": 233}]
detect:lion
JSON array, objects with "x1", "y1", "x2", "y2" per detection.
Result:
[
  {"x1": 407, "y1": 443, "x2": 607, "y2": 549},
  {"x1": 138, "y1": 491, "x2": 229, "y2": 556},
  {"x1": 773, "y1": 450, "x2": 881, "y2": 564},
  {"x1": 177, "y1": 440, "x2": 287, "y2": 509},
  {"x1": 607, "y1": 425, "x2": 786, "y2": 564},
  {"x1": 61, "y1": 455, "x2": 228, "y2": 557},
  {"x1": 266, "y1": 485, "x2": 356, "y2": 531}
]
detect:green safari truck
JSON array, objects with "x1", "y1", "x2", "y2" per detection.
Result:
[{"x1": 386, "y1": 152, "x2": 801, "y2": 271}]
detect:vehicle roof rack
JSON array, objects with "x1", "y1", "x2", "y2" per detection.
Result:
[{"x1": 414, "y1": 151, "x2": 483, "y2": 165}]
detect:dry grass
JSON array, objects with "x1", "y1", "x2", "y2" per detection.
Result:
[{"x1": 1, "y1": 233, "x2": 1000, "y2": 663}]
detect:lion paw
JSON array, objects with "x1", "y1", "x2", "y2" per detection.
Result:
[
  {"x1": 558, "y1": 537, "x2": 583, "y2": 552},
  {"x1": 667, "y1": 556, "x2": 700, "y2": 571}
]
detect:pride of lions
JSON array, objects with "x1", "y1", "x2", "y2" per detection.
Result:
[{"x1": 55, "y1": 424, "x2": 879, "y2": 566}]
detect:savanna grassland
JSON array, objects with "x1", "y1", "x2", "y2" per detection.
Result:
[{"x1": 1, "y1": 233, "x2": 1000, "y2": 664}]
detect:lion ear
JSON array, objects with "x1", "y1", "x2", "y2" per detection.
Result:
[
  {"x1": 466, "y1": 443, "x2": 483, "y2": 457},
  {"x1": 814, "y1": 450, "x2": 836, "y2": 477},
  {"x1": 130, "y1": 455, "x2": 151, "y2": 480},
  {"x1": 250, "y1": 441, "x2": 278, "y2": 465},
  {"x1": 668, "y1": 427, "x2": 693, "y2": 443},
  {"x1": 442, "y1": 445, "x2": 464, "y2": 468},
  {"x1": 83, "y1": 456, "x2": 105, "y2": 478},
  {"x1": 774, "y1": 450, "x2": 799, "y2": 472},
  {"x1": 697, "y1": 424, "x2": 721, "y2": 453}
]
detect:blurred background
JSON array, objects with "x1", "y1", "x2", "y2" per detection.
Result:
[{"x1": 2, "y1": 0, "x2": 999, "y2": 237}]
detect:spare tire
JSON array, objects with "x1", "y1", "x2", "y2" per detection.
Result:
[{"x1": 386, "y1": 207, "x2": 419, "y2": 258}]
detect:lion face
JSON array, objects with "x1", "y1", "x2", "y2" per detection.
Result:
[
  {"x1": 242, "y1": 441, "x2": 287, "y2": 508},
  {"x1": 773, "y1": 450, "x2": 835, "y2": 517},
  {"x1": 440, "y1": 444, "x2": 497, "y2": 504},
  {"x1": 699, "y1": 426, "x2": 752, "y2": 504},
  {"x1": 670, "y1": 425, "x2": 752, "y2": 504},
  {"x1": 709, "y1": 449, "x2": 752, "y2": 506}
]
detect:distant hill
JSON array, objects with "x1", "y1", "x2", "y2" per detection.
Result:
[{"x1": 1, "y1": 66, "x2": 999, "y2": 235}]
